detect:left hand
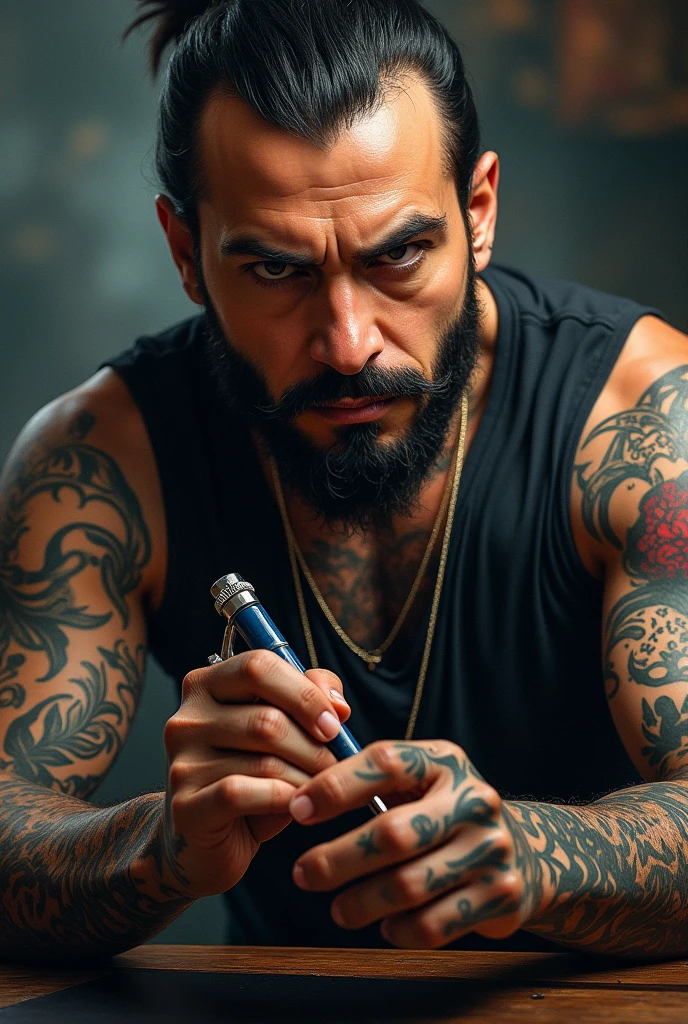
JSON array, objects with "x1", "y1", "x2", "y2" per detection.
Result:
[{"x1": 288, "y1": 740, "x2": 541, "y2": 949}]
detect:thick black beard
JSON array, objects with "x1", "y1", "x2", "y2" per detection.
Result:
[{"x1": 201, "y1": 267, "x2": 481, "y2": 532}]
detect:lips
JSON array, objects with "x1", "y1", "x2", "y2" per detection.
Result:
[{"x1": 310, "y1": 396, "x2": 397, "y2": 424}]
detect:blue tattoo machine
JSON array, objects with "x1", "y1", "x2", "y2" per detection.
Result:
[{"x1": 209, "y1": 573, "x2": 387, "y2": 815}]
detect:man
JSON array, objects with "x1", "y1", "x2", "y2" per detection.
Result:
[{"x1": 0, "y1": 0, "x2": 687, "y2": 960}]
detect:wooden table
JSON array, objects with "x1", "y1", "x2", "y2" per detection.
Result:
[{"x1": 1, "y1": 944, "x2": 688, "y2": 1021}]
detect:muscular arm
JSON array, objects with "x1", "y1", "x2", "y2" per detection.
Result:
[
  {"x1": 0, "y1": 377, "x2": 189, "y2": 960},
  {"x1": 514, "y1": 331, "x2": 688, "y2": 957}
]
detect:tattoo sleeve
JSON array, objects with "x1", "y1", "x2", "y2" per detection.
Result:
[
  {"x1": 0, "y1": 777, "x2": 189, "y2": 960},
  {"x1": 519, "y1": 364, "x2": 688, "y2": 957},
  {"x1": 0, "y1": 412, "x2": 182, "y2": 959}
]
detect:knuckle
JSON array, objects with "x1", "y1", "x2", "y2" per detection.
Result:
[
  {"x1": 307, "y1": 850, "x2": 332, "y2": 885},
  {"x1": 480, "y1": 785, "x2": 502, "y2": 816},
  {"x1": 242, "y1": 648, "x2": 275, "y2": 685},
  {"x1": 318, "y1": 769, "x2": 347, "y2": 807},
  {"x1": 181, "y1": 668, "x2": 206, "y2": 702},
  {"x1": 378, "y1": 814, "x2": 410, "y2": 856},
  {"x1": 439, "y1": 739, "x2": 462, "y2": 757},
  {"x1": 268, "y1": 777, "x2": 287, "y2": 808},
  {"x1": 393, "y1": 866, "x2": 424, "y2": 905},
  {"x1": 255, "y1": 754, "x2": 288, "y2": 780},
  {"x1": 296, "y1": 682, "x2": 321, "y2": 713},
  {"x1": 219, "y1": 774, "x2": 244, "y2": 806},
  {"x1": 370, "y1": 741, "x2": 398, "y2": 775},
  {"x1": 167, "y1": 758, "x2": 193, "y2": 792},
  {"x1": 252, "y1": 705, "x2": 288, "y2": 745},
  {"x1": 490, "y1": 828, "x2": 513, "y2": 861},
  {"x1": 163, "y1": 713, "x2": 194, "y2": 752},
  {"x1": 169, "y1": 791, "x2": 191, "y2": 824},
  {"x1": 493, "y1": 870, "x2": 521, "y2": 900}
]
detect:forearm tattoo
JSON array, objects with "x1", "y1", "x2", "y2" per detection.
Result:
[
  {"x1": 0, "y1": 414, "x2": 168, "y2": 957},
  {"x1": 0, "y1": 778, "x2": 188, "y2": 960},
  {"x1": 510, "y1": 776, "x2": 688, "y2": 957}
]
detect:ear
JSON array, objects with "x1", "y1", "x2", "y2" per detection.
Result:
[
  {"x1": 467, "y1": 152, "x2": 499, "y2": 273},
  {"x1": 155, "y1": 195, "x2": 205, "y2": 306}
]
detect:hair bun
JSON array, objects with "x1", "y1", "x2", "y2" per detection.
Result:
[{"x1": 123, "y1": 1, "x2": 218, "y2": 75}]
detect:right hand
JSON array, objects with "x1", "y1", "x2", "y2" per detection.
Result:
[{"x1": 159, "y1": 650, "x2": 351, "y2": 898}]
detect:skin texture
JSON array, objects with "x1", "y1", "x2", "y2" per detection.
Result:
[{"x1": 1, "y1": 70, "x2": 688, "y2": 958}]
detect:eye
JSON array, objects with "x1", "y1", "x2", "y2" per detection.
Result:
[
  {"x1": 252, "y1": 261, "x2": 299, "y2": 280},
  {"x1": 375, "y1": 243, "x2": 424, "y2": 266}
]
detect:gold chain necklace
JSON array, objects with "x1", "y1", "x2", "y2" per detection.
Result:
[{"x1": 271, "y1": 391, "x2": 468, "y2": 740}]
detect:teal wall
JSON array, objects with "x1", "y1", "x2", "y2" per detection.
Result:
[{"x1": 1, "y1": 1, "x2": 686, "y2": 943}]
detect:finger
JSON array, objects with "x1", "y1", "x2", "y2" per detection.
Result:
[
  {"x1": 380, "y1": 879, "x2": 522, "y2": 950},
  {"x1": 305, "y1": 668, "x2": 351, "y2": 723},
  {"x1": 327, "y1": 827, "x2": 510, "y2": 930},
  {"x1": 170, "y1": 751, "x2": 312, "y2": 794},
  {"x1": 293, "y1": 784, "x2": 501, "y2": 892},
  {"x1": 187, "y1": 651, "x2": 344, "y2": 743},
  {"x1": 289, "y1": 740, "x2": 486, "y2": 826},
  {"x1": 172, "y1": 774, "x2": 296, "y2": 837},
  {"x1": 185, "y1": 704, "x2": 337, "y2": 777},
  {"x1": 247, "y1": 813, "x2": 293, "y2": 845}
]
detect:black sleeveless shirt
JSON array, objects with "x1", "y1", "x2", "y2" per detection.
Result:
[{"x1": 104, "y1": 265, "x2": 660, "y2": 950}]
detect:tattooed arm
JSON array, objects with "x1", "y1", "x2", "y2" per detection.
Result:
[
  {"x1": 0, "y1": 372, "x2": 355, "y2": 960},
  {"x1": 0, "y1": 374, "x2": 193, "y2": 959},
  {"x1": 513, "y1": 318, "x2": 688, "y2": 956}
]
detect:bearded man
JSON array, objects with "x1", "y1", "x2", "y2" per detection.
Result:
[{"x1": 1, "y1": 0, "x2": 687, "y2": 960}]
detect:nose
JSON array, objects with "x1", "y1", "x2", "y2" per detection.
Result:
[{"x1": 308, "y1": 275, "x2": 384, "y2": 375}]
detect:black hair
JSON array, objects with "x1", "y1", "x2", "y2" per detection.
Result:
[{"x1": 125, "y1": 0, "x2": 481, "y2": 239}]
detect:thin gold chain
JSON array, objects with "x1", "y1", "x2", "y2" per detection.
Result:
[
  {"x1": 272, "y1": 440, "x2": 455, "y2": 671},
  {"x1": 272, "y1": 390, "x2": 469, "y2": 739},
  {"x1": 404, "y1": 391, "x2": 468, "y2": 739}
]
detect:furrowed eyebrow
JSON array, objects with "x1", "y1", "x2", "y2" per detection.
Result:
[
  {"x1": 218, "y1": 213, "x2": 447, "y2": 267},
  {"x1": 353, "y1": 214, "x2": 448, "y2": 262},
  {"x1": 219, "y1": 236, "x2": 314, "y2": 267}
]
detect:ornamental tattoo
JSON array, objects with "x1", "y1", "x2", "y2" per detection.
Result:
[
  {"x1": 0, "y1": 641, "x2": 145, "y2": 798},
  {"x1": 512, "y1": 780, "x2": 688, "y2": 957},
  {"x1": 0, "y1": 434, "x2": 151, "y2": 685},
  {"x1": 0, "y1": 779, "x2": 187, "y2": 959},
  {"x1": 577, "y1": 365, "x2": 688, "y2": 773},
  {"x1": 0, "y1": 419, "x2": 151, "y2": 795}
]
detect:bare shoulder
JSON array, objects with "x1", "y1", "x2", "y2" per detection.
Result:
[
  {"x1": 0, "y1": 367, "x2": 167, "y2": 609},
  {"x1": 570, "y1": 315, "x2": 688, "y2": 577}
]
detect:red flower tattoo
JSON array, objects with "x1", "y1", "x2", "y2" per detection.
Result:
[{"x1": 625, "y1": 472, "x2": 688, "y2": 581}]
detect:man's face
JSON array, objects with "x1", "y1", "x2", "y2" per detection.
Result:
[{"x1": 169, "y1": 77, "x2": 492, "y2": 528}]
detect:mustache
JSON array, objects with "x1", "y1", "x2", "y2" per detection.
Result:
[{"x1": 254, "y1": 364, "x2": 454, "y2": 422}]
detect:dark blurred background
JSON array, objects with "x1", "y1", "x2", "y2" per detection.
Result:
[{"x1": 1, "y1": 0, "x2": 687, "y2": 942}]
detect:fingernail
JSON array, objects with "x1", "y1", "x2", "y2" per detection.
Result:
[
  {"x1": 380, "y1": 919, "x2": 393, "y2": 944},
  {"x1": 316, "y1": 710, "x2": 340, "y2": 740},
  {"x1": 331, "y1": 902, "x2": 345, "y2": 927},
  {"x1": 292, "y1": 863, "x2": 306, "y2": 888},
  {"x1": 329, "y1": 689, "x2": 349, "y2": 706},
  {"x1": 290, "y1": 794, "x2": 315, "y2": 822}
]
